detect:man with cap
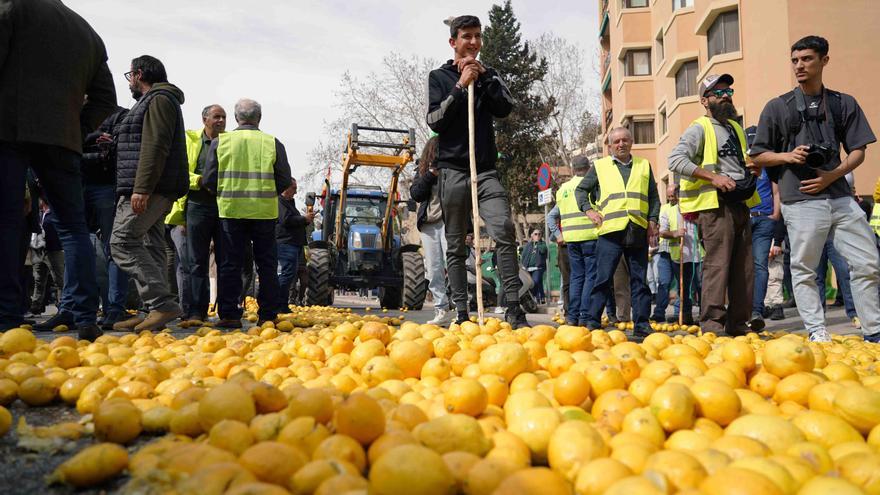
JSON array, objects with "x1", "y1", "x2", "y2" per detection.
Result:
[
  {"x1": 668, "y1": 73, "x2": 761, "y2": 336},
  {"x1": 555, "y1": 155, "x2": 596, "y2": 326}
]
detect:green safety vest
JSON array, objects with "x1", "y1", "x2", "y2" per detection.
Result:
[
  {"x1": 666, "y1": 203, "x2": 705, "y2": 262},
  {"x1": 216, "y1": 129, "x2": 278, "y2": 220},
  {"x1": 594, "y1": 155, "x2": 651, "y2": 236},
  {"x1": 164, "y1": 129, "x2": 205, "y2": 226},
  {"x1": 679, "y1": 117, "x2": 761, "y2": 214},
  {"x1": 871, "y1": 203, "x2": 880, "y2": 236},
  {"x1": 555, "y1": 176, "x2": 597, "y2": 242}
]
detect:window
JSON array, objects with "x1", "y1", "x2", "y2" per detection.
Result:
[
  {"x1": 659, "y1": 108, "x2": 668, "y2": 136},
  {"x1": 656, "y1": 34, "x2": 665, "y2": 65},
  {"x1": 624, "y1": 49, "x2": 651, "y2": 76},
  {"x1": 708, "y1": 11, "x2": 740, "y2": 58},
  {"x1": 675, "y1": 60, "x2": 699, "y2": 98},
  {"x1": 623, "y1": 0, "x2": 648, "y2": 8},
  {"x1": 672, "y1": 0, "x2": 693, "y2": 11},
  {"x1": 632, "y1": 120, "x2": 655, "y2": 144}
]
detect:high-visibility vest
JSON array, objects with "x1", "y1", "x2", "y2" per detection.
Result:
[
  {"x1": 871, "y1": 203, "x2": 880, "y2": 237},
  {"x1": 216, "y1": 129, "x2": 278, "y2": 220},
  {"x1": 666, "y1": 203, "x2": 705, "y2": 262},
  {"x1": 679, "y1": 117, "x2": 761, "y2": 214},
  {"x1": 555, "y1": 176, "x2": 597, "y2": 242},
  {"x1": 594, "y1": 156, "x2": 651, "y2": 236},
  {"x1": 164, "y1": 129, "x2": 205, "y2": 225}
]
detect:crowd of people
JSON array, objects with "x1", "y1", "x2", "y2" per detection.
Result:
[{"x1": 1, "y1": 1, "x2": 313, "y2": 341}]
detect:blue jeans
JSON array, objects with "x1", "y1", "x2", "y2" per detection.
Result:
[
  {"x1": 186, "y1": 200, "x2": 222, "y2": 318},
  {"x1": 83, "y1": 183, "x2": 128, "y2": 316},
  {"x1": 218, "y1": 218, "x2": 282, "y2": 321},
  {"x1": 169, "y1": 225, "x2": 192, "y2": 316},
  {"x1": 530, "y1": 268, "x2": 545, "y2": 302},
  {"x1": 652, "y1": 252, "x2": 695, "y2": 320},
  {"x1": 0, "y1": 142, "x2": 98, "y2": 327},
  {"x1": 567, "y1": 240, "x2": 597, "y2": 324},
  {"x1": 278, "y1": 243, "x2": 302, "y2": 307},
  {"x1": 816, "y1": 236, "x2": 857, "y2": 318},
  {"x1": 751, "y1": 215, "x2": 776, "y2": 315},
  {"x1": 586, "y1": 233, "x2": 651, "y2": 332}
]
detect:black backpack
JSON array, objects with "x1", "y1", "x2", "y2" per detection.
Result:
[{"x1": 779, "y1": 87, "x2": 848, "y2": 153}]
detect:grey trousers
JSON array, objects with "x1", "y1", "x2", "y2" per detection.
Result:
[
  {"x1": 110, "y1": 195, "x2": 180, "y2": 313},
  {"x1": 440, "y1": 168, "x2": 522, "y2": 312},
  {"x1": 31, "y1": 250, "x2": 64, "y2": 308}
]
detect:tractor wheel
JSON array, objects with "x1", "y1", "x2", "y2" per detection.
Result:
[
  {"x1": 401, "y1": 251, "x2": 428, "y2": 310},
  {"x1": 305, "y1": 248, "x2": 333, "y2": 306}
]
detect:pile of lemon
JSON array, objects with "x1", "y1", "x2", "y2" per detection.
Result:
[{"x1": 1, "y1": 308, "x2": 880, "y2": 495}]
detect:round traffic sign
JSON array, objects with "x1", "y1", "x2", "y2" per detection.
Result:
[{"x1": 537, "y1": 163, "x2": 552, "y2": 191}]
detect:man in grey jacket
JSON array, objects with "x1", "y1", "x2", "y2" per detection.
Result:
[{"x1": 0, "y1": 0, "x2": 116, "y2": 340}]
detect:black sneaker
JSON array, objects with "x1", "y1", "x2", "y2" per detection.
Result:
[
  {"x1": 504, "y1": 306, "x2": 531, "y2": 329},
  {"x1": 454, "y1": 311, "x2": 470, "y2": 325},
  {"x1": 100, "y1": 312, "x2": 128, "y2": 331},
  {"x1": 748, "y1": 313, "x2": 766, "y2": 332},
  {"x1": 769, "y1": 305, "x2": 785, "y2": 321},
  {"x1": 632, "y1": 327, "x2": 652, "y2": 341},
  {"x1": 864, "y1": 332, "x2": 880, "y2": 344},
  {"x1": 77, "y1": 324, "x2": 103, "y2": 342},
  {"x1": 215, "y1": 318, "x2": 243, "y2": 329},
  {"x1": 33, "y1": 311, "x2": 75, "y2": 331}
]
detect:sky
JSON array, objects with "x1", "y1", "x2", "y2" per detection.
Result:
[{"x1": 68, "y1": 0, "x2": 600, "y2": 180}]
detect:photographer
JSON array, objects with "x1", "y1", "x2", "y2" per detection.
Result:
[{"x1": 751, "y1": 35, "x2": 879, "y2": 343}]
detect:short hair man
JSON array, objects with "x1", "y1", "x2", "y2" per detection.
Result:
[
  {"x1": 110, "y1": 55, "x2": 189, "y2": 331},
  {"x1": 654, "y1": 181, "x2": 701, "y2": 325},
  {"x1": 0, "y1": 0, "x2": 117, "y2": 340},
  {"x1": 751, "y1": 35, "x2": 880, "y2": 342},
  {"x1": 202, "y1": 98, "x2": 293, "y2": 327},
  {"x1": 426, "y1": 15, "x2": 530, "y2": 327},
  {"x1": 576, "y1": 127, "x2": 660, "y2": 338},
  {"x1": 668, "y1": 74, "x2": 760, "y2": 336},
  {"x1": 555, "y1": 155, "x2": 597, "y2": 326},
  {"x1": 165, "y1": 104, "x2": 227, "y2": 323}
]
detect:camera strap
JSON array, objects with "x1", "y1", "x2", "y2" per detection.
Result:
[{"x1": 793, "y1": 87, "x2": 830, "y2": 146}]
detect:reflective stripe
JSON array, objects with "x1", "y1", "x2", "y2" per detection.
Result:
[
  {"x1": 603, "y1": 210, "x2": 646, "y2": 222},
  {"x1": 560, "y1": 211, "x2": 585, "y2": 220},
  {"x1": 219, "y1": 171, "x2": 276, "y2": 180},
  {"x1": 563, "y1": 224, "x2": 596, "y2": 232},
  {"x1": 598, "y1": 191, "x2": 648, "y2": 209},
  {"x1": 677, "y1": 184, "x2": 716, "y2": 198},
  {"x1": 217, "y1": 190, "x2": 277, "y2": 199}
]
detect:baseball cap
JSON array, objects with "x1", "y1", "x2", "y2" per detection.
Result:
[
  {"x1": 571, "y1": 155, "x2": 590, "y2": 170},
  {"x1": 699, "y1": 73, "x2": 734, "y2": 96}
]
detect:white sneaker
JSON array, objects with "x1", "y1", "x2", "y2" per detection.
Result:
[
  {"x1": 427, "y1": 308, "x2": 455, "y2": 326},
  {"x1": 493, "y1": 307, "x2": 505, "y2": 314},
  {"x1": 809, "y1": 329, "x2": 832, "y2": 343}
]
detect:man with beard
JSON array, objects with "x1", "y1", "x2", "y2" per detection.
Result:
[
  {"x1": 668, "y1": 74, "x2": 761, "y2": 336},
  {"x1": 110, "y1": 55, "x2": 189, "y2": 331}
]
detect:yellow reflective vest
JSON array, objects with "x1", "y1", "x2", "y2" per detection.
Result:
[
  {"x1": 871, "y1": 203, "x2": 880, "y2": 237},
  {"x1": 216, "y1": 129, "x2": 278, "y2": 220},
  {"x1": 594, "y1": 156, "x2": 651, "y2": 236},
  {"x1": 164, "y1": 129, "x2": 207, "y2": 226},
  {"x1": 679, "y1": 117, "x2": 761, "y2": 214},
  {"x1": 555, "y1": 176, "x2": 597, "y2": 242}
]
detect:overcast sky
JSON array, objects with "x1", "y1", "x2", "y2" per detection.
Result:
[{"x1": 68, "y1": 0, "x2": 599, "y2": 179}]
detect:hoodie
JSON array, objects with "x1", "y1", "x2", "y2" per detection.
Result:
[
  {"x1": 134, "y1": 82, "x2": 187, "y2": 195},
  {"x1": 425, "y1": 61, "x2": 514, "y2": 173}
]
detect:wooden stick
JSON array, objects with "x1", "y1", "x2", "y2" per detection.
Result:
[
  {"x1": 678, "y1": 210, "x2": 685, "y2": 327},
  {"x1": 468, "y1": 81, "x2": 484, "y2": 325}
]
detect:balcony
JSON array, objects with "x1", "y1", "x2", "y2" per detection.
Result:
[{"x1": 605, "y1": 109, "x2": 614, "y2": 128}]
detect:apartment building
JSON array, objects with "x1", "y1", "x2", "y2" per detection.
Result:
[{"x1": 598, "y1": 0, "x2": 880, "y2": 193}]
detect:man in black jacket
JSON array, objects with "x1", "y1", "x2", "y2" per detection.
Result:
[
  {"x1": 0, "y1": 0, "x2": 116, "y2": 339},
  {"x1": 277, "y1": 178, "x2": 313, "y2": 306},
  {"x1": 426, "y1": 15, "x2": 528, "y2": 328}
]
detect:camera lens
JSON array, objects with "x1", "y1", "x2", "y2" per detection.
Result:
[{"x1": 805, "y1": 150, "x2": 825, "y2": 168}]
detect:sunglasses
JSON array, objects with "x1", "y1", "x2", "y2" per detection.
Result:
[{"x1": 705, "y1": 88, "x2": 734, "y2": 98}]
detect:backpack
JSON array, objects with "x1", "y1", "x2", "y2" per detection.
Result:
[{"x1": 779, "y1": 87, "x2": 848, "y2": 153}]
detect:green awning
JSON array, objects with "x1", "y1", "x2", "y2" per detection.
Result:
[
  {"x1": 601, "y1": 69, "x2": 612, "y2": 93},
  {"x1": 599, "y1": 11, "x2": 610, "y2": 38}
]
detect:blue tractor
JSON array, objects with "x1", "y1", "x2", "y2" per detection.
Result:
[{"x1": 304, "y1": 125, "x2": 428, "y2": 309}]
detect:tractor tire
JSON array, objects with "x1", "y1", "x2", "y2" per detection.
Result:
[
  {"x1": 305, "y1": 248, "x2": 334, "y2": 306},
  {"x1": 401, "y1": 251, "x2": 428, "y2": 310}
]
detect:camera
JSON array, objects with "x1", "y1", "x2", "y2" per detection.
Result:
[{"x1": 805, "y1": 144, "x2": 833, "y2": 168}]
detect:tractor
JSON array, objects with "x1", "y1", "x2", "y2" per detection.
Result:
[{"x1": 304, "y1": 124, "x2": 428, "y2": 309}]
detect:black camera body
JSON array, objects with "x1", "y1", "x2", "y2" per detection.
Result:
[{"x1": 805, "y1": 143, "x2": 833, "y2": 168}]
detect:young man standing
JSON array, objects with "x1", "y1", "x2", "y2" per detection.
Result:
[
  {"x1": 426, "y1": 15, "x2": 529, "y2": 328},
  {"x1": 555, "y1": 155, "x2": 596, "y2": 326},
  {"x1": 751, "y1": 35, "x2": 879, "y2": 342}
]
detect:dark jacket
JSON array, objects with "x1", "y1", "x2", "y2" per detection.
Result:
[
  {"x1": 426, "y1": 61, "x2": 513, "y2": 173},
  {"x1": 276, "y1": 197, "x2": 308, "y2": 246},
  {"x1": 521, "y1": 241, "x2": 547, "y2": 270},
  {"x1": 409, "y1": 170, "x2": 439, "y2": 231},
  {"x1": 115, "y1": 83, "x2": 189, "y2": 198},
  {"x1": 202, "y1": 125, "x2": 293, "y2": 197},
  {"x1": 81, "y1": 106, "x2": 128, "y2": 185},
  {"x1": 0, "y1": 0, "x2": 117, "y2": 153}
]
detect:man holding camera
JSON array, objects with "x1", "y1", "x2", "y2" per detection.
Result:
[
  {"x1": 751, "y1": 35, "x2": 879, "y2": 343},
  {"x1": 668, "y1": 74, "x2": 761, "y2": 337}
]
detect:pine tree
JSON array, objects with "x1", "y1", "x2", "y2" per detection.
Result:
[{"x1": 480, "y1": 0, "x2": 556, "y2": 229}]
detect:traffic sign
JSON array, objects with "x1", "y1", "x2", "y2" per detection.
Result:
[
  {"x1": 537, "y1": 188, "x2": 553, "y2": 206},
  {"x1": 537, "y1": 163, "x2": 552, "y2": 191}
]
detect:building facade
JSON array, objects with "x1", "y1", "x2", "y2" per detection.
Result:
[{"x1": 598, "y1": 0, "x2": 880, "y2": 193}]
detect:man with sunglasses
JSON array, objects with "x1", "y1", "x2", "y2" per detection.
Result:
[
  {"x1": 751, "y1": 36, "x2": 879, "y2": 343},
  {"x1": 668, "y1": 74, "x2": 761, "y2": 337}
]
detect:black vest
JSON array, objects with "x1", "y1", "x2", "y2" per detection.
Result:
[{"x1": 115, "y1": 89, "x2": 188, "y2": 198}]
